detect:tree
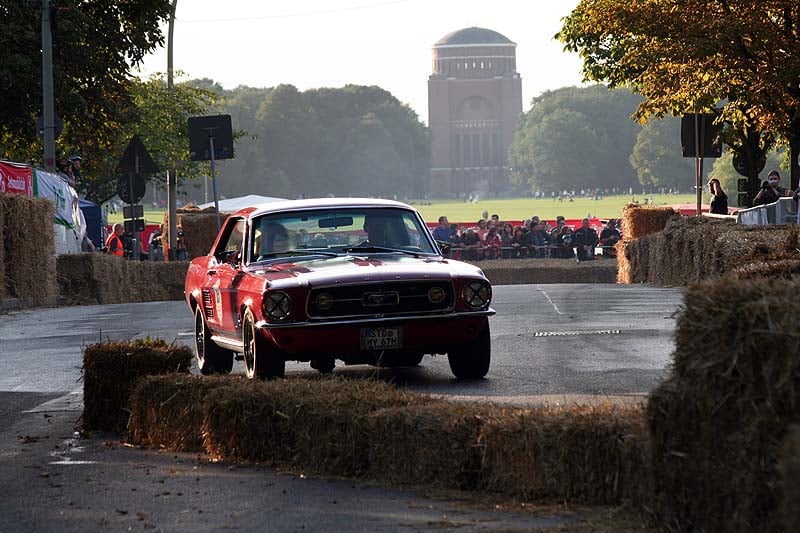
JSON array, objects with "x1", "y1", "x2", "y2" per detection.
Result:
[
  {"x1": 67, "y1": 73, "x2": 217, "y2": 204},
  {"x1": 557, "y1": 0, "x2": 800, "y2": 200},
  {"x1": 510, "y1": 107, "x2": 609, "y2": 193},
  {"x1": 629, "y1": 117, "x2": 695, "y2": 190},
  {"x1": 509, "y1": 85, "x2": 640, "y2": 192},
  {"x1": 340, "y1": 113, "x2": 408, "y2": 197},
  {"x1": 256, "y1": 84, "x2": 327, "y2": 197},
  {"x1": 0, "y1": 1, "x2": 173, "y2": 167}
]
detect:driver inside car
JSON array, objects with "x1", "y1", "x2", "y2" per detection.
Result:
[
  {"x1": 362, "y1": 214, "x2": 391, "y2": 246},
  {"x1": 258, "y1": 222, "x2": 290, "y2": 256}
]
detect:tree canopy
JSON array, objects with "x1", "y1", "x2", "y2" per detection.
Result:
[
  {"x1": 0, "y1": 1, "x2": 173, "y2": 162},
  {"x1": 557, "y1": 0, "x2": 800, "y2": 194},
  {"x1": 213, "y1": 84, "x2": 429, "y2": 200},
  {"x1": 509, "y1": 85, "x2": 642, "y2": 193}
]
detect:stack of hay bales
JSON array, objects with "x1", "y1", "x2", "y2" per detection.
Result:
[
  {"x1": 622, "y1": 215, "x2": 800, "y2": 285},
  {"x1": 56, "y1": 253, "x2": 188, "y2": 305},
  {"x1": 0, "y1": 192, "x2": 57, "y2": 306},
  {"x1": 128, "y1": 374, "x2": 236, "y2": 452},
  {"x1": 128, "y1": 374, "x2": 650, "y2": 505},
  {"x1": 82, "y1": 339, "x2": 193, "y2": 433},
  {"x1": 480, "y1": 403, "x2": 649, "y2": 505},
  {"x1": 648, "y1": 277, "x2": 800, "y2": 531},
  {"x1": 616, "y1": 204, "x2": 680, "y2": 284},
  {"x1": 162, "y1": 206, "x2": 230, "y2": 260},
  {"x1": 477, "y1": 258, "x2": 618, "y2": 284}
]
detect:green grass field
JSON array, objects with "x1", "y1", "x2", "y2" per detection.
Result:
[
  {"x1": 106, "y1": 193, "x2": 700, "y2": 226},
  {"x1": 410, "y1": 193, "x2": 699, "y2": 223}
]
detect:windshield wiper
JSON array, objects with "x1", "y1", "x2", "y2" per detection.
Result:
[
  {"x1": 342, "y1": 245, "x2": 422, "y2": 257},
  {"x1": 257, "y1": 250, "x2": 339, "y2": 261}
]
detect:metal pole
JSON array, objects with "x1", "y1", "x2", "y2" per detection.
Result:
[
  {"x1": 209, "y1": 136, "x2": 221, "y2": 231},
  {"x1": 166, "y1": 0, "x2": 178, "y2": 261},
  {"x1": 694, "y1": 114, "x2": 701, "y2": 216},
  {"x1": 41, "y1": 0, "x2": 56, "y2": 171}
]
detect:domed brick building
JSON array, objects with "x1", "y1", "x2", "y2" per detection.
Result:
[{"x1": 428, "y1": 27, "x2": 523, "y2": 196}]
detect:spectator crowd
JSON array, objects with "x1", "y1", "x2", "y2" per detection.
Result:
[{"x1": 431, "y1": 214, "x2": 621, "y2": 262}]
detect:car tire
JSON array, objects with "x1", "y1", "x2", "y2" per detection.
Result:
[
  {"x1": 447, "y1": 322, "x2": 490, "y2": 379},
  {"x1": 195, "y1": 307, "x2": 233, "y2": 375},
  {"x1": 242, "y1": 308, "x2": 285, "y2": 379}
]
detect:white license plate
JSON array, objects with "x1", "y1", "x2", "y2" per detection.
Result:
[{"x1": 360, "y1": 327, "x2": 402, "y2": 350}]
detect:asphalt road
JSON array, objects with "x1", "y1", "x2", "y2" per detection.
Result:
[{"x1": 0, "y1": 283, "x2": 683, "y2": 531}]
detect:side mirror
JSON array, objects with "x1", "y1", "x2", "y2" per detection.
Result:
[{"x1": 436, "y1": 240, "x2": 451, "y2": 255}]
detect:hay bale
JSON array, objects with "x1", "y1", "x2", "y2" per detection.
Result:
[
  {"x1": 163, "y1": 210, "x2": 230, "y2": 260},
  {"x1": 616, "y1": 241, "x2": 632, "y2": 284},
  {"x1": 480, "y1": 403, "x2": 650, "y2": 505},
  {"x1": 779, "y1": 426, "x2": 800, "y2": 533},
  {"x1": 1, "y1": 193, "x2": 56, "y2": 305},
  {"x1": 82, "y1": 339, "x2": 193, "y2": 432},
  {"x1": 621, "y1": 216, "x2": 800, "y2": 285},
  {"x1": 56, "y1": 253, "x2": 188, "y2": 305},
  {"x1": 620, "y1": 204, "x2": 679, "y2": 241},
  {"x1": 202, "y1": 378, "x2": 421, "y2": 475},
  {"x1": 127, "y1": 375, "x2": 237, "y2": 452},
  {"x1": 475, "y1": 258, "x2": 618, "y2": 284},
  {"x1": 366, "y1": 402, "x2": 491, "y2": 490},
  {"x1": 648, "y1": 277, "x2": 800, "y2": 531}
]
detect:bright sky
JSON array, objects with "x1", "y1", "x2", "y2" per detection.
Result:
[{"x1": 138, "y1": 0, "x2": 586, "y2": 123}]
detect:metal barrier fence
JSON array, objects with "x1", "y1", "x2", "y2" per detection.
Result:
[{"x1": 737, "y1": 197, "x2": 799, "y2": 225}]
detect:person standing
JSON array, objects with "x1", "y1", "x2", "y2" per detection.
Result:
[
  {"x1": 753, "y1": 170, "x2": 789, "y2": 206},
  {"x1": 68, "y1": 155, "x2": 82, "y2": 186},
  {"x1": 708, "y1": 178, "x2": 728, "y2": 214},
  {"x1": 105, "y1": 223, "x2": 125, "y2": 257}
]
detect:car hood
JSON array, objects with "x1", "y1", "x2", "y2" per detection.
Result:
[{"x1": 246, "y1": 254, "x2": 485, "y2": 289}]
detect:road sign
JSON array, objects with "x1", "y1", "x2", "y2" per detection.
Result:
[
  {"x1": 37, "y1": 114, "x2": 63, "y2": 140},
  {"x1": 732, "y1": 152, "x2": 766, "y2": 177},
  {"x1": 123, "y1": 204, "x2": 144, "y2": 219},
  {"x1": 124, "y1": 219, "x2": 145, "y2": 233},
  {"x1": 681, "y1": 113, "x2": 723, "y2": 158},
  {"x1": 188, "y1": 115, "x2": 234, "y2": 161},
  {"x1": 116, "y1": 135, "x2": 159, "y2": 175},
  {"x1": 117, "y1": 174, "x2": 146, "y2": 205}
]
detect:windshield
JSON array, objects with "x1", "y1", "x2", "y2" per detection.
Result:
[{"x1": 250, "y1": 207, "x2": 438, "y2": 261}]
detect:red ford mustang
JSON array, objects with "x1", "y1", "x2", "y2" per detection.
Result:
[{"x1": 184, "y1": 198, "x2": 495, "y2": 379}]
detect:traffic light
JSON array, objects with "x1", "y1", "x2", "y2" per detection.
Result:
[{"x1": 737, "y1": 178, "x2": 749, "y2": 192}]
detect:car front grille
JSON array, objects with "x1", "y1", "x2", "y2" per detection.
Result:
[{"x1": 307, "y1": 281, "x2": 454, "y2": 319}]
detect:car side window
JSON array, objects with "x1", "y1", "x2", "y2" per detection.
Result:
[{"x1": 215, "y1": 218, "x2": 245, "y2": 260}]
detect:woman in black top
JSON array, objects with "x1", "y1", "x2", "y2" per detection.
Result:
[{"x1": 708, "y1": 178, "x2": 728, "y2": 214}]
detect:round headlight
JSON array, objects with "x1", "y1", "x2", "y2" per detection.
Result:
[
  {"x1": 264, "y1": 291, "x2": 291, "y2": 320},
  {"x1": 427, "y1": 286, "x2": 446, "y2": 304},
  {"x1": 461, "y1": 281, "x2": 490, "y2": 310},
  {"x1": 315, "y1": 292, "x2": 333, "y2": 311}
]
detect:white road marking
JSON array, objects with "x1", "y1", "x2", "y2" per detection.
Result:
[{"x1": 537, "y1": 287, "x2": 563, "y2": 315}]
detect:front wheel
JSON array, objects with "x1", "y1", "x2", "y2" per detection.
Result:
[
  {"x1": 195, "y1": 307, "x2": 233, "y2": 375},
  {"x1": 242, "y1": 309, "x2": 285, "y2": 379},
  {"x1": 447, "y1": 322, "x2": 491, "y2": 379}
]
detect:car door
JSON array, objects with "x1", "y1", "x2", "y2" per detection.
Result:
[{"x1": 201, "y1": 217, "x2": 246, "y2": 336}]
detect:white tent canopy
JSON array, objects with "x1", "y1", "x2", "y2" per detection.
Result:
[{"x1": 197, "y1": 194, "x2": 286, "y2": 213}]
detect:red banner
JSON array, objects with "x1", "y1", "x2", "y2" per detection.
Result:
[{"x1": 0, "y1": 160, "x2": 33, "y2": 196}]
